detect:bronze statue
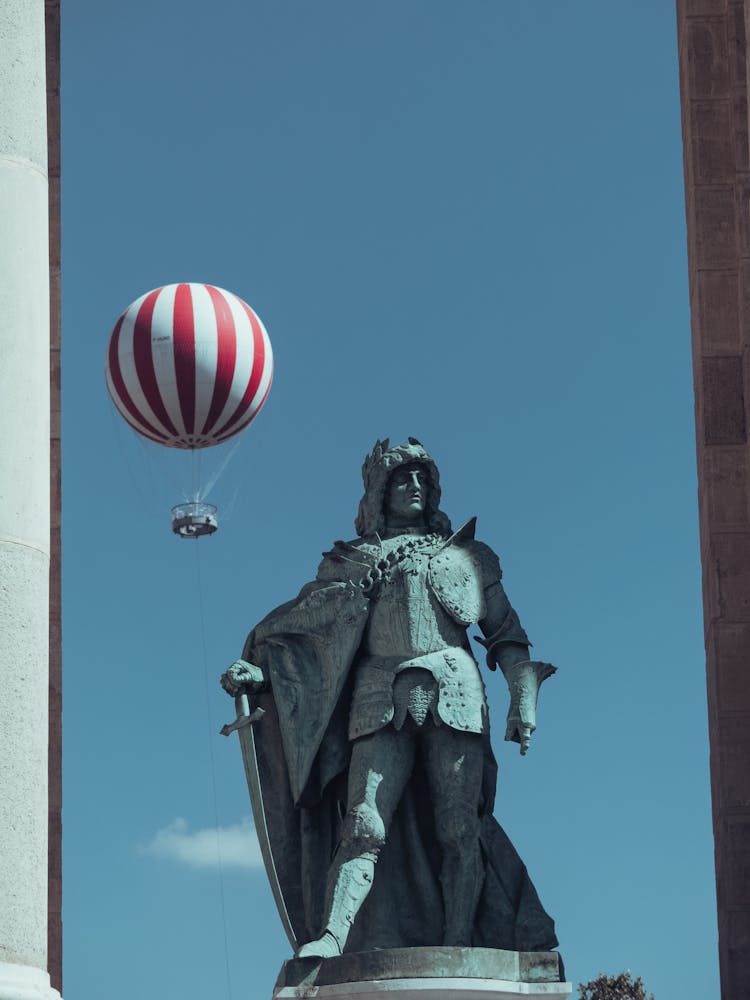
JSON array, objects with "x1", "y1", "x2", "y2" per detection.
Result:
[{"x1": 221, "y1": 438, "x2": 558, "y2": 959}]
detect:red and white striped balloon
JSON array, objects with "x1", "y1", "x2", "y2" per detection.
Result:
[{"x1": 105, "y1": 283, "x2": 273, "y2": 449}]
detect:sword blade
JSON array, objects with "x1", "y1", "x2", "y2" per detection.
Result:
[{"x1": 228, "y1": 702, "x2": 298, "y2": 949}]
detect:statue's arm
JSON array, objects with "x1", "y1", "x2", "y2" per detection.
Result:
[
  {"x1": 221, "y1": 544, "x2": 364, "y2": 700},
  {"x1": 473, "y1": 542, "x2": 530, "y2": 673},
  {"x1": 473, "y1": 541, "x2": 556, "y2": 755},
  {"x1": 220, "y1": 590, "x2": 313, "y2": 699}
]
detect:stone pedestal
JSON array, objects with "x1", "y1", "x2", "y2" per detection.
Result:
[
  {"x1": 274, "y1": 980, "x2": 571, "y2": 1000},
  {"x1": 273, "y1": 947, "x2": 572, "y2": 1000}
]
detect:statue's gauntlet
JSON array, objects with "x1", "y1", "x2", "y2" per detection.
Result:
[
  {"x1": 220, "y1": 658, "x2": 267, "y2": 697},
  {"x1": 501, "y1": 659, "x2": 556, "y2": 756}
]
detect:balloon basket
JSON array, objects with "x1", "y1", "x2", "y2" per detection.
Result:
[{"x1": 171, "y1": 502, "x2": 218, "y2": 539}]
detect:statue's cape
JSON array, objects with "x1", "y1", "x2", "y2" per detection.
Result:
[
  {"x1": 249, "y1": 580, "x2": 369, "y2": 806},
  {"x1": 244, "y1": 574, "x2": 558, "y2": 953}
]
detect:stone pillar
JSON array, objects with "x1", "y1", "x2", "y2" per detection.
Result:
[
  {"x1": 0, "y1": 0, "x2": 60, "y2": 997},
  {"x1": 45, "y1": 0, "x2": 62, "y2": 990},
  {"x1": 677, "y1": 2, "x2": 750, "y2": 996}
]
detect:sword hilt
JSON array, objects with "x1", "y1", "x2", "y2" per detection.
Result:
[{"x1": 220, "y1": 691, "x2": 266, "y2": 737}]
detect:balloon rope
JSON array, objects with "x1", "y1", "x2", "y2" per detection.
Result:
[
  {"x1": 194, "y1": 543, "x2": 234, "y2": 999},
  {"x1": 197, "y1": 439, "x2": 242, "y2": 502},
  {"x1": 107, "y1": 406, "x2": 154, "y2": 505}
]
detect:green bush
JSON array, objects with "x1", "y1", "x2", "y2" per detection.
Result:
[{"x1": 578, "y1": 972, "x2": 654, "y2": 1000}]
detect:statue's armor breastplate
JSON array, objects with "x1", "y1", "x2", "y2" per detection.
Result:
[
  {"x1": 349, "y1": 534, "x2": 488, "y2": 740},
  {"x1": 363, "y1": 534, "x2": 467, "y2": 658}
]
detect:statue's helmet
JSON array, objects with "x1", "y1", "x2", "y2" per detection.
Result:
[{"x1": 354, "y1": 437, "x2": 452, "y2": 537}]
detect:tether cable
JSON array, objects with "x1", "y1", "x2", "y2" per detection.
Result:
[{"x1": 194, "y1": 541, "x2": 233, "y2": 1000}]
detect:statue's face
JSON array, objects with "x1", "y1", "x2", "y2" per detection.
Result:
[{"x1": 385, "y1": 462, "x2": 428, "y2": 525}]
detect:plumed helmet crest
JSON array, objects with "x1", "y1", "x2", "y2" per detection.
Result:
[{"x1": 355, "y1": 437, "x2": 451, "y2": 537}]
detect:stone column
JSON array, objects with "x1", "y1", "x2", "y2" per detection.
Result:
[
  {"x1": 677, "y1": 2, "x2": 750, "y2": 997},
  {"x1": 45, "y1": 0, "x2": 62, "y2": 990},
  {"x1": 0, "y1": 0, "x2": 60, "y2": 997}
]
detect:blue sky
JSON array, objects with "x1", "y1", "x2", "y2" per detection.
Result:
[{"x1": 61, "y1": 3, "x2": 716, "y2": 998}]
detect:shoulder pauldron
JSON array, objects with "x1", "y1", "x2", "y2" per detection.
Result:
[{"x1": 428, "y1": 540, "x2": 486, "y2": 626}]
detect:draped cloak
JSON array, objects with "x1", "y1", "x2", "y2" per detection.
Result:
[{"x1": 242, "y1": 551, "x2": 558, "y2": 954}]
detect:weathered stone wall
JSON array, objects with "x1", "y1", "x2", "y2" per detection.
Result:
[{"x1": 677, "y1": 1, "x2": 750, "y2": 995}]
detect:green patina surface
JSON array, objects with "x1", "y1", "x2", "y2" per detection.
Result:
[{"x1": 221, "y1": 439, "x2": 559, "y2": 971}]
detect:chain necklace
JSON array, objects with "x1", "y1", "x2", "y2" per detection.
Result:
[{"x1": 361, "y1": 532, "x2": 441, "y2": 596}]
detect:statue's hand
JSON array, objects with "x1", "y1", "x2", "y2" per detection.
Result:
[
  {"x1": 501, "y1": 659, "x2": 555, "y2": 757},
  {"x1": 505, "y1": 719, "x2": 534, "y2": 756},
  {"x1": 220, "y1": 659, "x2": 266, "y2": 697}
]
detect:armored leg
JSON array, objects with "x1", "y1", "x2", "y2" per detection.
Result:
[
  {"x1": 296, "y1": 725, "x2": 415, "y2": 958},
  {"x1": 422, "y1": 724, "x2": 485, "y2": 946}
]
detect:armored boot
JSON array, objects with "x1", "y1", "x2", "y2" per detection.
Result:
[{"x1": 296, "y1": 853, "x2": 376, "y2": 959}]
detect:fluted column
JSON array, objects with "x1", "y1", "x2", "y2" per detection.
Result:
[{"x1": 0, "y1": 0, "x2": 60, "y2": 997}]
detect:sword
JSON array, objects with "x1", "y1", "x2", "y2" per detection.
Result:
[{"x1": 220, "y1": 691, "x2": 297, "y2": 949}]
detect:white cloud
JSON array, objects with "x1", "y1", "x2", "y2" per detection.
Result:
[{"x1": 141, "y1": 817, "x2": 264, "y2": 871}]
